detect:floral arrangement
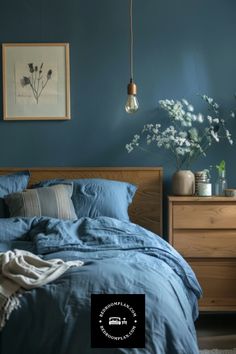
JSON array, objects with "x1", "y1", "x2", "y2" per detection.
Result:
[
  {"x1": 126, "y1": 95, "x2": 234, "y2": 170},
  {"x1": 21, "y1": 63, "x2": 52, "y2": 104}
]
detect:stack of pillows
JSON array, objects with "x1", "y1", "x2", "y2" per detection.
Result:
[{"x1": 1, "y1": 171, "x2": 137, "y2": 221}]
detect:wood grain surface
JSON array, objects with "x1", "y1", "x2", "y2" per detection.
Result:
[{"x1": 168, "y1": 196, "x2": 236, "y2": 312}]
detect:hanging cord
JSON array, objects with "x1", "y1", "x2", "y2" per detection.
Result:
[{"x1": 129, "y1": 0, "x2": 134, "y2": 81}]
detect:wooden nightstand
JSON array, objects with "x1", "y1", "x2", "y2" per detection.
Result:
[{"x1": 168, "y1": 196, "x2": 236, "y2": 312}]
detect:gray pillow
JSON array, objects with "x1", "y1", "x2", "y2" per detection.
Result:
[
  {"x1": 5, "y1": 184, "x2": 77, "y2": 220},
  {"x1": 0, "y1": 171, "x2": 30, "y2": 217}
]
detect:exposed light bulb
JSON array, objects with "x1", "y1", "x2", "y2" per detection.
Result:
[
  {"x1": 125, "y1": 95, "x2": 139, "y2": 113},
  {"x1": 125, "y1": 80, "x2": 139, "y2": 114}
]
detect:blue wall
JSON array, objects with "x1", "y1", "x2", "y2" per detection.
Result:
[{"x1": 1, "y1": 0, "x2": 236, "y2": 234}]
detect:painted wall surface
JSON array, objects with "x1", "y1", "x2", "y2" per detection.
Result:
[{"x1": 0, "y1": 0, "x2": 236, "y2": 235}]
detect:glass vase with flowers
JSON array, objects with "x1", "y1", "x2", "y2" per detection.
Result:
[{"x1": 126, "y1": 95, "x2": 234, "y2": 195}]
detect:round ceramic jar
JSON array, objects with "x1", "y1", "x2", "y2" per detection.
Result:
[
  {"x1": 197, "y1": 182, "x2": 212, "y2": 196},
  {"x1": 195, "y1": 171, "x2": 208, "y2": 195}
]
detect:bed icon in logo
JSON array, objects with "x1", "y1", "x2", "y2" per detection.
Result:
[
  {"x1": 109, "y1": 317, "x2": 121, "y2": 325},
  {"x1": 108, "y1": 317, "x2": 128, "y2": 325}
]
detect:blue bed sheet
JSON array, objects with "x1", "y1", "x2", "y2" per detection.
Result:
[{"x1": 0, "y1": 216, "x2": 202, "y2": 354}]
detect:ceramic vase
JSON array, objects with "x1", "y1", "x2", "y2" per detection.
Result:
[{"x1": 172, "y1": 170, "x2": 195, "y2": 196}]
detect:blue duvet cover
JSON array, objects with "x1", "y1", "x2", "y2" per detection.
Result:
[{"x1": 0, "y1": 216, "x2": 201, "y2": 354}]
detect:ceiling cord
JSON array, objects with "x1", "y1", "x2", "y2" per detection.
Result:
[{"x1": 129, "y1": 0, "x2": 134, "y2": 81}]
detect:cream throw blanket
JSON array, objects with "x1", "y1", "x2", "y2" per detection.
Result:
[{"x1": 0, "y1": 249, "x2": 84, "y2": 330}]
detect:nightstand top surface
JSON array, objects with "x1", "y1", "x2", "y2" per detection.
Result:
[{"x1": 168, "y1": 195, "x2": 236, "y2": 202}]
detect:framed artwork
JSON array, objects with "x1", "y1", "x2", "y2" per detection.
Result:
[{"x1": 2, "y1": 43, "x2": 70, "y2": 120}]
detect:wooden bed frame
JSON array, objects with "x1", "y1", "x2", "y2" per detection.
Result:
[{"x1": 0, "y1": 167, "x2": 163, "y2": 236}]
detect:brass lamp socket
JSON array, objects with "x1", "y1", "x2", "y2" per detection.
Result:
[{"x1": 127, "y1": 82, "x2": 137, "y2": 95}]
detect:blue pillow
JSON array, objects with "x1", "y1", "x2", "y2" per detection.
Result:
[
  {"x1": 33, "y1": 178, "x2": 137, "y2": 221},
  {"x1": 0, "y1": 171, "x2": 30, "y2": 217}
]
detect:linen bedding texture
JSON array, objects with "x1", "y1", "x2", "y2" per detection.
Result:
[
  {"x1": 5, "y1": 183, "x2": 77, "y2": 220},
  {"x1": 0, "y1": 249, "x2": 83, "y2": 330},
  {"x1": 0, "y1": 171, "x2": 30, "y2": 218},
  {"x1": 33, "y1": 178, "x2": 137, "y2": 220},
  {"x1": 0, "y1": 216, "x2": 202, "y2": 354}
]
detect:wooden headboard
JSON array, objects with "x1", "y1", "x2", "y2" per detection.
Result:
[{"x1": 0, "y1": 167, "x2": 163, "y2": 236}]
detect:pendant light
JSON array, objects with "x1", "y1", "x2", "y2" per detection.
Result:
[{"x1": 125, "y1": 0, "x2": 139, "y2": 114}]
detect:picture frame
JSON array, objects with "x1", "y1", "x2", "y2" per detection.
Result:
[{"x1": 2, "y1": 43, "x2": 71, "y2": 120}]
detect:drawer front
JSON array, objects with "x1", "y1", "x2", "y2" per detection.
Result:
[
  {"x1": 189, "y1": 259, "x2": 236, "y2": 311},
  {"x1": 173, "y1": 203, "x2": 236, "y2": 229},
  {"x1": 173, "y1": 230, "x2": 236, "y2": 257}
]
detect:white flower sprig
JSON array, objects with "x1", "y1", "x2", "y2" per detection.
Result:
[{"x1": 126, "y1": 95, "x2": 234, "y2": 170}]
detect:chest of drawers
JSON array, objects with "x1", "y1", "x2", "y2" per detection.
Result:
[{"x1": 168, "y1": 196, "x2": 236, "y2": 311}]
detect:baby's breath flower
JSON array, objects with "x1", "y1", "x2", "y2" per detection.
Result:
[
  {"x1": 182, "y1": 99, "x2": 189, "y2": 105},
  {"x1": 125, "y1": 144, "x2": 133, "y2": 153},
  {"x1": 210, "y1": 130, "x2": 219, "y2": 142},
  {"x1": 207, "y1": 115, "x2": 213, "y2": 124},
  {"x1": 212, "y1": 118, "x2": 219, "y2": 124},
  {"x1": 197, "y1": 114, "x2": 204, "y2": 123},
  {"x1": 187, "y1": 105, "x2": 194, "y2": 112},
  {"x1": 126, "y1": 95, "x2": 234, "y2": 170}
]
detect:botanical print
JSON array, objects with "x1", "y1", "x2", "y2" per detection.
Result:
[
  {"x1": 15, "y1": 62, "x2": 58, "y2": 105},
  {"x1": 3, "y1": 43, "x2": 70, "y2": 120}
]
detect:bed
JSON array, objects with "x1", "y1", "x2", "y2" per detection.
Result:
[{"x1": 0, "y1": 167, "x2": 201, "y2": 354}]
